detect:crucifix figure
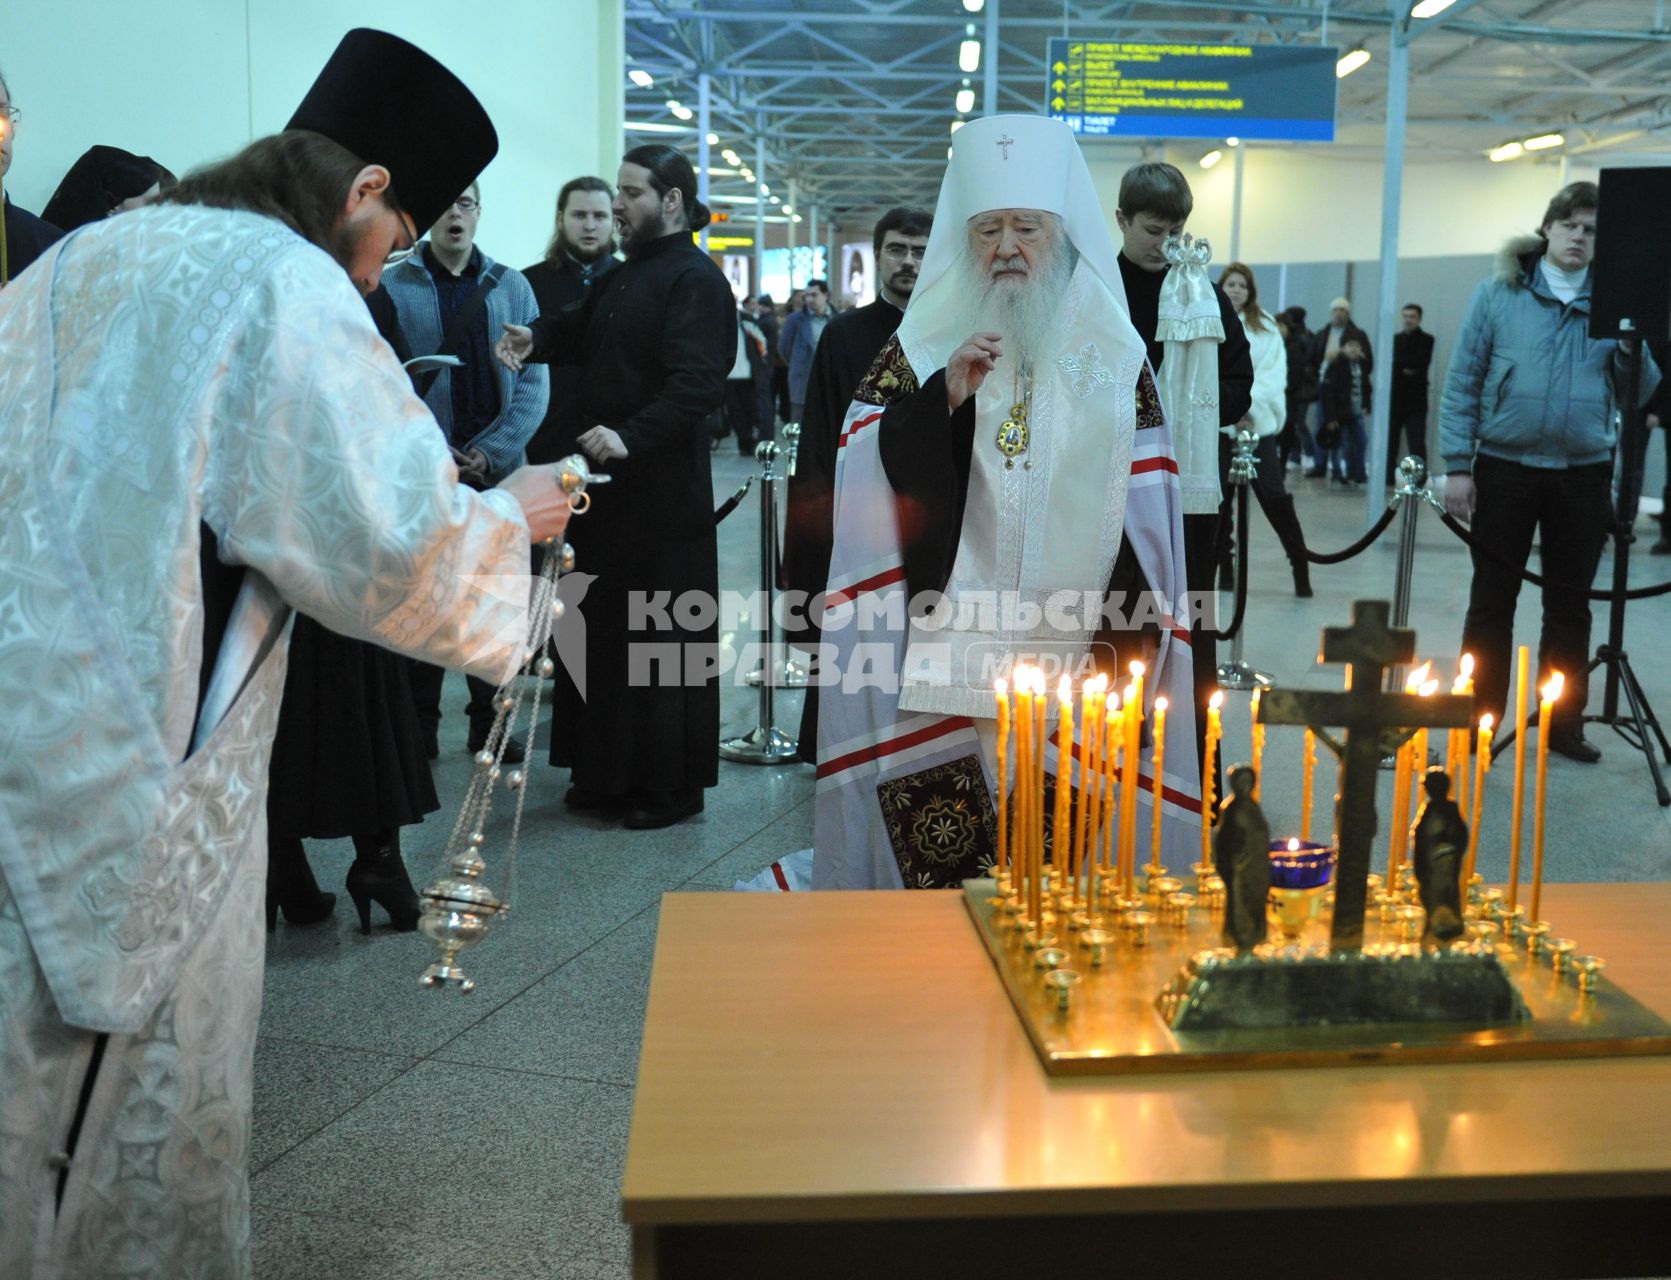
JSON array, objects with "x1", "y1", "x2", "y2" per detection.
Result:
[
  {"x1": 1258, "y1": 600, "x2": 1474, "y2": 950},
  {"x1": 995, "y1": 133, "x2": 1015, "y2": 159}
]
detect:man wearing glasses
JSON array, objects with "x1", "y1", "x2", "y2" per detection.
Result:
[
  {"x1": 386, "y1": 180, "x2": 548, "y2": 760},
  {"x1": 0, "y1": 69, "x2": 63, "y2": 285},
  {"x1": 783, "y1": 205, "x2": 932, "y2": 760}
]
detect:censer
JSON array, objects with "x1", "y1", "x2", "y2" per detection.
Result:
[{"x1": 418, "y1": 454, "x2": 605, "y2": 992}]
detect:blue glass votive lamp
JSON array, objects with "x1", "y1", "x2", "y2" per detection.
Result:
[{"x1": 1267, "y1": 838, "x2": 1338, "y2": 942}]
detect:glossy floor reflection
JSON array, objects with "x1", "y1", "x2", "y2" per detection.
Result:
[{"x1": 252, "y1": 455, "x2": 1671, "y2": 1279}]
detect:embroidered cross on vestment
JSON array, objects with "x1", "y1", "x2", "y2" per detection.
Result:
[{"x1": 1059, "y1": 342, "x2": 1115, "y2": 398}]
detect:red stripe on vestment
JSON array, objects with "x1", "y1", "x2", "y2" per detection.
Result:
[
  {"x1": 824, "y1": 563, "x2": 906, "y2": 607},
  {"x1": 771, "y1": 861, "x2": 792, "y2": 891},
  {"x1": 1131, "y1": 455, "x2": 1180, "y2": 476},
  {"x1": 838, "y1": 409, "x2": 883, "y2": 450},
  {"x1": 818, "y1": 716, "x2": 974, "y2": 780}
]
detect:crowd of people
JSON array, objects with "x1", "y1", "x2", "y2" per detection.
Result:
[{"x1": 0, "y1": 31, "x2": 1659, "y2": 1276}]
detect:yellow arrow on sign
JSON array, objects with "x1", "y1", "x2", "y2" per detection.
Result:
[
  {"x1": 1053, "y1": 78, "x2": 1065, "y2": 91},
  {"x1": 1053, "y1": 60, "x2": 1066, "y2": 73},
  {"x1": 1052, "y1": 96, "x2": 1065, "y2": 109}
]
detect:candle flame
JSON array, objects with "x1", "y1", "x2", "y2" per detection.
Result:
[
  {"x1": 1122, "y1": 683, "x2": 1135, "y2": 705},
  {"x1": 1406, "y1": 660, "x2": 1432, "y2": 693},
  {"x1": 1106, "y1": 692, "x2": 1121, "y2": 716},
  {"x1": 1481, "y1": 712, "x2": 1494, "y2": 731},
  {"x1": 1288, "y1": 837, "x2": 1301, "y2": 851},
  {"x1": 1209, "y1": 690, "x2": 1225, "y2": 710},
  {"x1": 1154, "y1": 695, "x2": 1168, "y2": 712},
  {"x1": 1089, "y1": 672, "x2": 1109, "y2": 694},
  {"x1": 1058, "y1": 674, "x2": 1072, "y2": 704},
  {"x1": 1543, "y1": 671, "x2": 1564, "y2": 703},
  {"x1": 995, "y1": 676, "x2": 1007, "y2": 695},
  {"x1": 1460, "y1": 653, "x2": 1475, "y2": 679},
  {"x1": 1418, "y1": 679, "x2": 1440, "y2": 697}
]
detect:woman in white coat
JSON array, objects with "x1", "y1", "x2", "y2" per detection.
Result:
[{"x1": 1219, "y1": 262, "x2": 1313, "y2": 598}]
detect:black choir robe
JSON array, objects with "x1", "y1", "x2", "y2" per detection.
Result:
[
  {"x1": 2, "y1": 194, "x2": 62, "y2": 283},
  {"x1": 520, "y1": 250, "x2": 620, "y2": 464},
  {"x1": 782, "y1": 297, "x2": 905, "y2": 760},
  {"x1": 527, "y1": 230, "x2": 737, "y2": 796}
]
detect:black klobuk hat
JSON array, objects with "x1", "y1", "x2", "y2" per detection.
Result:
[{"x1": 285, "y1": 28, "x2": 498, "y2": 234}]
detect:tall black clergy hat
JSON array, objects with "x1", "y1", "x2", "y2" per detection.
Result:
[{"x1": 285, "y1": 28, "x2": 498, "y2": 233}]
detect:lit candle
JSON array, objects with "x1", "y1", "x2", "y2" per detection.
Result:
[
  {"x1": 1122, "y1": 664, "x2": 1145, "y2": 894},
  {"x1": 1090, "y1": 692, "x2": 1120, "y2": 918},
  {"x1": 1016, "y1": 668, "x2": 1035, "y2": 922},
  {"x1": 995, "y1": 678, "x2": 1010, "y2": 884},
  {"x1": 1202, "y1": 691, "x2": 1224, "y2": 867},
  {"x1": 1450, "y1": 655, "x2": 1475, "y2": 816},
  {"x1": 1055, "y1": 675, "x2": 1074, "y2": 897},
  {"x1": 1465, "y1": 713, "x2": 1493, "y2": 887},
  {"x1": 1075, "y1": 675, "x2": 1106, "y2": 902},
  {"x1": 1508, "y1": 645, "x2": 1531, "y2": 910},
  {"x1": 1531, "y1": 672, "x2": 1563, "y2": 924},
  {"x1": 1301, "y1": 727, "x2": 1317, "y2": 842},
  {"x1": 1033, "y1": 668, "x2": 1048, "y2": 922},
  {"x1": 1250, "y1": 688, "x2": 1265, "y2": 801},
  {"x1": 1149, "y1": 696, "x2": 1168, "y2": 873}
]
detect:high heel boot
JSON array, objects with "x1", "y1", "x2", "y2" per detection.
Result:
[
  {"x1": 266, "y1": 836, "x2": 337, "y2": 931},
  {"x1": 345, "y1": 829, "x2": 421, "y2": 934},
  {"x1": 1264, "y1": 492, "x2": 1314, "y2": 599}
]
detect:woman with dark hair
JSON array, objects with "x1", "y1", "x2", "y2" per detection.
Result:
[
  {"x1": 1219, "y1": 262, "x2": 1314, "y2": 597},
  {"x1": 497, "y1": 143, "x2": 737, "y2": 829}
]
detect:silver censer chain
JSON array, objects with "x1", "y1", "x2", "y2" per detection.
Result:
[{"x1": 417, "y1": 454, "x2": 607, "y2": 993}]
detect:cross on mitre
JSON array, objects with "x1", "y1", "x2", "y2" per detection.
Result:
[
  {"x1": 1258, "y1": 600, "x2": 1474, "y2": 950},
  {"x1": 995, "y1": 133, "x2": 1015, "y2": 159}
]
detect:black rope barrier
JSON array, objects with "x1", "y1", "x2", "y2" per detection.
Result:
[
  {"x1": 1435, "y1": 508, "x2": 1671, "y2": 602},
  {"x1": 1207, "y1": 482, "x2": 1252, "y2": 642},
  {"x1": 713, "y1": 476, "x2": 754, "y2": 526},
  {"x1": 1301, "y1": 502, "x2": 1400, "y2": 565}
]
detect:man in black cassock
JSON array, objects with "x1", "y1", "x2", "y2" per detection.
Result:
[
  {"x1": 497, "y1": 145, "x2": 736, "y2": 829},
  {"x1": 1113, "y1": 163, "x2": 1252, "y2": 779},
  {"x1": 521, "y1": 175, "x2": 620, "y2": 464},
  {"x1": 782, "y1": 205, "x2": 931, "y2": 761},
  {"x1": 1, "y1": 70, "x2": 63, "y2": 285}
]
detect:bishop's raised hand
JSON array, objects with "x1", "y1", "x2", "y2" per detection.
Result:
[{"x1": 946, "y1": 332, "x2": 1003, "y2": 412}]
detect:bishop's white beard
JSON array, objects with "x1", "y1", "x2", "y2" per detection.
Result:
[{"x1": 946, "y1": 238, "x2": 1076, "y2": 380}]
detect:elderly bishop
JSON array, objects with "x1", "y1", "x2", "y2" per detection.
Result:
[{"x1": 812, "y1": 115, "x2": 1198, "y2": 890}]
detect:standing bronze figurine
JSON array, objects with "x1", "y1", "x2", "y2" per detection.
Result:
[
  {"x1": 1214, "y1": 764, "x2": 1270, "y2": 953},
  {"x1": 1412, "y1": 767, "x2": 1468, "y2": 943}
]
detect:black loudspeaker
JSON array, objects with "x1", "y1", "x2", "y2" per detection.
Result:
[{"x1": 1589, "y1": 166, "x2": 1671, "y2": 341}]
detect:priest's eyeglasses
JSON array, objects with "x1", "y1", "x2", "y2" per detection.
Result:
[
  {"x1": 453, "y1": 197, "x2": 481, "y2": 213},
  {"x1": 1, "y1": 106, "x2": 21, "y2": 125},
  {"x1": 880, "y1": 244, "x2": 927, "y2": 262}
]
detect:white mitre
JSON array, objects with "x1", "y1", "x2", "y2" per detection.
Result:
[{"x1": 891, "y1": 114, "x2": 1155, "y2": 720}]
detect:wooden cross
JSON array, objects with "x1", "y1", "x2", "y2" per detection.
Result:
[
  {"x1": 995, "y1": 133, "x2": 1015, "y2": 159},
  {"x1": 1258, "y1": 600, "x2": 1474, "y2": 950}
]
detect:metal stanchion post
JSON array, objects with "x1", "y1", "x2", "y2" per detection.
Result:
[
  {"x1": 746, "y1": 423, "x2": 809, "y2": 690},
  {"x1": 721, "y1": 440, "x2": 800, "y2": 764},
  {"x1": 1386, "y1": 454, "x2": 1429, "y2": 693},
  {"x1": 1217, "y1": 430, "x2": 1273, "y2": 692}
]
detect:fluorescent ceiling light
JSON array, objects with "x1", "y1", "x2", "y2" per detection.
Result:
[
  {"x1": 706, "y1": 132, "x2": 719, "y2": 146},
  {"x1": 1336, "y1": 48, "x2": 1371, "y2": 78},
  {"x1": 1523, "y1": 132, "x2": 1565, "y2": 151},
  {"x1": 783, "y1": 204, "x2": 794, "y2": 214},
  {"x1": 666, "y1": 99, "x2": 693, "y2": 121},
  {"x1": 1488, "y1": 141, "x2": 1524, "y2": 162},
  {"x1": 625, "y1": 121, "x2": 693, "y2": 134},
  {"x1": 959, "y1": 39, "x2": 981, "y2": 73},
  {"x1": 792, "y1": 214, "x2": 803, "y2": 224},
  {"x1": 955, "y1": 87, "x2": 976, "y2": 114},
  {"x1": 628, "y1": 68, "x2": 653, "y2": 89},
  {"x1": 963, "y1": 0, "x2": 985, "y2": 11},
  {"x1": 1410, "y1": 0, "x2": 1455, "y2": 17},
  {"x1": 1200, "y1": 149, "x2": 1223, "y2": 169},
  {"x1": 1226, "y1": 137, "x2": 1240, "y2": 147},
  {"x1": 769, "y1": 195, "x2": 781, "y2": 205},
  {"x1": 722, "y1": 148, "x2": 742, "y2": 166},
  {"x1": 950, "y1": 118, "x2": 965, "y2": 134},
  {"x1": 760, "y1": 184, "x2": 770, "y2": 196}
]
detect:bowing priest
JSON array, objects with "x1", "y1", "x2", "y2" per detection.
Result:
[
  {"x1": 810, "y1": 114, "x2": 1198, "y2": 891},
  {"x1": 0, "y1": 31, "x2": 573, "y2": 1279},
  {"x1": 783, "y1": 204, "x2": 932, "y2": 762}
]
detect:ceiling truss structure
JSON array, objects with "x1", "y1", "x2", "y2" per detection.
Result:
[{"x1": 623, "y1": 1, "x2": 1671, "y2": 231}]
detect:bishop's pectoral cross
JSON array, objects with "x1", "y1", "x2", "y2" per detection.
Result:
[{"x1": 1258, "y1": 600, "x2": 1474, "y2": 950}]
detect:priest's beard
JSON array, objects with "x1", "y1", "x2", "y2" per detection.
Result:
[{"x1": 948, "y1": 239, "x2": 1076, "y2": 378}]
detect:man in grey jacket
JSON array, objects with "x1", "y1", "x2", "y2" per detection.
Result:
[
  {"x1": 1441, "y1": 181, "x2": 1658, "y2": 762},
  {"x1": 386, "y1": 181, "x2": 548, "y2": 758}
]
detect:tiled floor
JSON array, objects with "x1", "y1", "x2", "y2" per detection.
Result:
[{"x1": 252, "y1": 451, "x2": 1671, "y2": 1278}]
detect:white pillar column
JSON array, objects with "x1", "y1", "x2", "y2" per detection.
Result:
[
  {"x1": 1366, "y1": 5, "x2": 1409, "y2": 526},
  {"x1": 983, "y1": 0, "x2": 999, "y2": 115},
  {"x1": 754, "y1": 117, "x2": 766, "y2": 297},
  {"x1": 788, "y1": 177, "x2": 800, "y2": 286},
  {"x1": 697, "y1": 72, "x2": 711, "y2": 252},
  {"x1": 1230, "y1": 144, "x2": 1245, "y2": 263}
]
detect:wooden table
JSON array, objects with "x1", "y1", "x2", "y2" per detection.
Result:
[{"x1": 623, "y1": 885, "x2": 1671, "y2": 1279}]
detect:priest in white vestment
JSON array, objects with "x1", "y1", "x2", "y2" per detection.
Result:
[
  {"x1": 811, "y1": 114, "x2": 1200, "y2": 890},
  {"x1": 0, "y1": 31, "x2": 573, "y2": 1279}
]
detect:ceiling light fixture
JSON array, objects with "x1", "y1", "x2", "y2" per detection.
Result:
[
  {"x1": 960, "y1": 39, "x2": 982, "y2": 74},
  {"x1": 1226, "y1": 137, "x2": 1240, "y2": 147},
  {"x1": 1200, "y1": 149, "x2": 1223, "y2": 169},
  {"x1": 1488, "y1": 141, "x2": 1524, "y2": 162},
  {"x1": 706, "y1": 132, "x2": 719, "y2": 146},
  {"x1": 955, "y1": 87, "x2": 975, "y2": 114},
  {"x1": 1410, "y1": 0, "x2": 1455, "y2": 18},
  {"x1": 666, "y1": 99, "x2": 694, "y2": 121},
  {"x1": 722, "y1": 148, "x2": 742, "y2": 166},
  {"x1": 1523, "y1": 132, "x2": 1566, "y2": 151},
  {"x1": 950, "y1": 118, "x2": 965, "y2": 134},
  {"x1": 625, "y1": 121, "x2": 694, "y2": 134},
  {"x1": 1336, "y1": 47, "x2": 1371, "y2": 78},
  {"x1": 628, "y1": 68, "x2": 654, "y2": 89},
  {"x1": 963, "y1": 0, "x2": 986, "y2": 11}
]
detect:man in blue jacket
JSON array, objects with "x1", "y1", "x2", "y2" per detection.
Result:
[
  {"x1": 779, "y1": 277, "x2": 832, "y2": 422},
  {"x1": 1441, "y1": 181, "x2": 1658, "y2": 762},
  {"x1": 386, "y1": 180, "x2": 548, "y2": 759}
]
